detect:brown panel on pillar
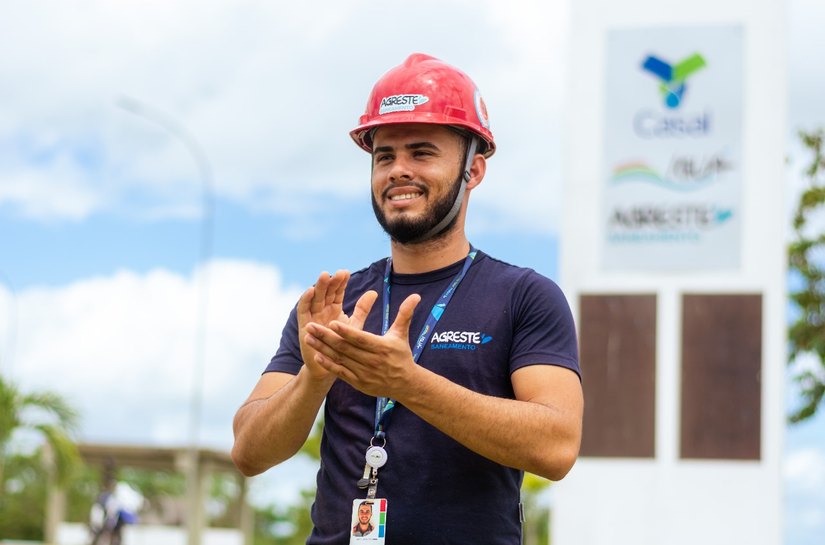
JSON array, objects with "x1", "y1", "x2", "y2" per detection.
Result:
[
  {"x1": 579, "y1": 294, "x2": 657, "y2": 457},
  {"x1": 681, "y1": 294, "x2": 762, "y2": 460}
]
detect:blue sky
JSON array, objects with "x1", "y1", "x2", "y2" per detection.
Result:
[{"x1": 0, "y1": 0, "x2": 823, "y2": 543}]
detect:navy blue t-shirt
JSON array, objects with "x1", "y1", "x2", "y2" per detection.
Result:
[{"x1": 266, "y1": 250, "x2": 579, "y2": 545}]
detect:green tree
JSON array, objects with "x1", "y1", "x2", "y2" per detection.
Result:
[
  {"x1": 0, "y1": 376, "x2": 81, "y2": 540},
  {"x1": 252, "y1": 487, "x2": 315, "y2": 545},
  {"x1": 0, "y1": 451, "x2": 50, "y2": 539},
  {"x1": 788, "y1": 128, "x2": 825, "y2": 422},
  {"x1": 251, "y1": 419, "x2": 322, "y2": 545},
  {"x1": 522, "y1": 472, "x2": 552, "y2": 545},
  {"x1": 0, "y1": 375, "x2": 81, "y2": 488}
]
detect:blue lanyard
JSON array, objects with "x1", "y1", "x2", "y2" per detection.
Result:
[{"x1": 373, "y1": 245, "x2": 478, "y2": 441}]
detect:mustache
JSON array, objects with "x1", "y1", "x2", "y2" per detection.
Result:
[{"x1": 381, "y1": 181, "x2": 429, "y2": 201}]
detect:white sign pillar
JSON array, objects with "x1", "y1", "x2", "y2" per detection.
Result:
[{"x1": 556, "y1": 1, "x2": 786, "y2": 545}]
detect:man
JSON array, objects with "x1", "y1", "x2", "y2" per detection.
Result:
[
  {"x1": 352, "y1": 502, "x2": 374, "y2": 537},
  {"x1": 232, "y1": 53, "x2": 583, "y2": 545},
  {"x1": 89, "y1": 464, "x2": 143, "y2": 545}
]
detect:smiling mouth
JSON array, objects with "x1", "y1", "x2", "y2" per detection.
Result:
[
  {"x1": 383, "y1": 181, "x2": 427, "y2": 203},
  {"x1": 389, "y1": 192, "x2": 422, "y2": 201}
]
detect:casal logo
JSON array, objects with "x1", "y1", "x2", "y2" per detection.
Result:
[{"x1": 641, "y1": 53, "x2": 707, "y2": 109}]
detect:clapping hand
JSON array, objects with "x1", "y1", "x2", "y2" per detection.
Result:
[{"x1": 297, "y1": 270, "x2": 377, "y2": 382}]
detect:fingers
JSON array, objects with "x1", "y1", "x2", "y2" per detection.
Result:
[
  {"x1": 310, "y1": 272, "x2": 331, "y2": 314},
  {"x1": 388, "y1": 294, "x2": 421, "y2": 339},
  {"x1": 297, "y1": 286, "x2": 315, "y2": 326},
  {"x1": 309, "y1": 270, "x2": 350, "y2": 314},
  {"x1": 318, "y1": 292, "x2": 418, "y2": 349},
  {"x1": 313, "y1": 352, "x2": 358, "y2": 385},
  {"x1": 331, "y1": 270, "x2": 350, "y2": 305},
  {"x1": 305, "y1": 326, "x2": 375, "y2": 388},
  {"x1": 306, "y1": 322, "x2": 370, "y2": 360},
  {"x1": 306, "y1": 316, "x2": 415, "y2": 399},
  {"x1": 350, "y1": 290, "x2": 378, "y2": 330}
]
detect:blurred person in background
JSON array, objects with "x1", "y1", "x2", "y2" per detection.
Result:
[{"x1": 89, "y1": 462, "x2": 143, "y2": 545}]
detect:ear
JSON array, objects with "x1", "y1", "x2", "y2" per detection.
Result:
[{"x1": 465, "y1": 153, "x2": 486, "y2": 190}]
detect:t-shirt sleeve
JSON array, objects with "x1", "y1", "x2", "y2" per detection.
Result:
[
  {"x1": 263, "y1": 303, "x2": 303, "y2": 375},
  {"x1": 509, "y1": 272, "x2": 580, "y2": 379}
]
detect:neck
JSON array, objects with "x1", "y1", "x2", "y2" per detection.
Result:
[{"x1": 390, "y1": 229, "x2": 470, "y2": 274}]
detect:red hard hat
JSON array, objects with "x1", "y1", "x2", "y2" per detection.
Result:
[{"x1": 350, "y1": 53, "x2": 496, "y2": 158}]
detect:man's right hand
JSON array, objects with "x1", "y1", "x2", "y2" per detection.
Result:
[
  {"x1": 297, "y1": 270, "x2": 377, "y2": 381},
  {"x1": 232, "y1": 271, "x2": 377, "y2": 476}
]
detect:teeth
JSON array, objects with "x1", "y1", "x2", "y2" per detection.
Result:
[{"x1": 390, "y1": 193, "x2": 420, "y2": 201}]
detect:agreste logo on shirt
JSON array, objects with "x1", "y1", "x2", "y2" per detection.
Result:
[{"x1": 430, "y1": 330, "x2": 493, "y2": 351}]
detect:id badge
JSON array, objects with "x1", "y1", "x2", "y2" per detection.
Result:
[{"x1": 349, "y1": 498, "x2": 387, "y2": 544}]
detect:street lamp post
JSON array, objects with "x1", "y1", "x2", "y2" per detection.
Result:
[
  {"x1": 118, "y1": 96, "x2": 215, "y2": 545},
  {"x1": 0, "y1": 271, "x2": 17, "y2": 379}
]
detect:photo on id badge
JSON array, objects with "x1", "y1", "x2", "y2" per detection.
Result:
[{"x1": 349, "y1": 498, "x2": 386, "y2": 544}]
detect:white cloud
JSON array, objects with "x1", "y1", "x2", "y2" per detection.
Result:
[
  {"x1": 0, "y1": 148, "x2": 105, "y2": 222},
  {"x1": 0, "y1": 0, "x2": 571, "y2": 234},
  {"x1": 3, "y1": 259, "x2": 302, "y2": 450},
  {"x1": 784, "y1": 442, "x2": 825, "y2": 541},
  {"x1": 1, "y1": 259, "x2": 330, "y2": 506},
  {"x1": 798, "y1": 508, "x2": 825, "y2": 530},
  {"x1": 799, "y1": 354, "x2": 825, "y2": 379},
  {"x1": 785, "y1": 447, "x2": 825, "y2": 492},
  {"x1": 788, "y1": 0, "x2": 825, "y2": 130},
  {"x1": 2, "y1": 0, "x2": 824, "y2": 235}
]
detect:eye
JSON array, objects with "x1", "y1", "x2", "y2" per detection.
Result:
[{"x1": 373, "y1": 153, "x2": 393, "y2": 165}]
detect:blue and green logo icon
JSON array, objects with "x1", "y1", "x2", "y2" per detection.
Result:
[{"x1": 641, "y1": 53, "x2": 707, "y2": 109}]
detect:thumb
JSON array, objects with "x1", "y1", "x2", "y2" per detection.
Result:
[
  {"x1": 349, "y1": 290, "x2": 378, "y2": 330},
  {"x1": 388, "y1": 293, "x2": 421, "y2": 338}
]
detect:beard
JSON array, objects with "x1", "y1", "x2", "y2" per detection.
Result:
[{"x1": 371, "y1": 173, "x2": 463, "y2": 244}]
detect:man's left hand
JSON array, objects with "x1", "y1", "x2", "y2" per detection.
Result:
[{"x1": 304, "y1": 293, "x2": 422, "y2": 398}]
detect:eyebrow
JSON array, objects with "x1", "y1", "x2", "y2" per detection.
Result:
[{"x1": 373, "y1": 141, "x2": 440, "y2": 154}]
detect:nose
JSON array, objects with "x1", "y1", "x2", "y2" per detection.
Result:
[{"x1": 387, "y1": 154, "x2": 413, "y2": 183}]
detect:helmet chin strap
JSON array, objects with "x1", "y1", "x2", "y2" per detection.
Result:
[{"x1": 409, "y1": 136, "x2": 478, "y2": 244}]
